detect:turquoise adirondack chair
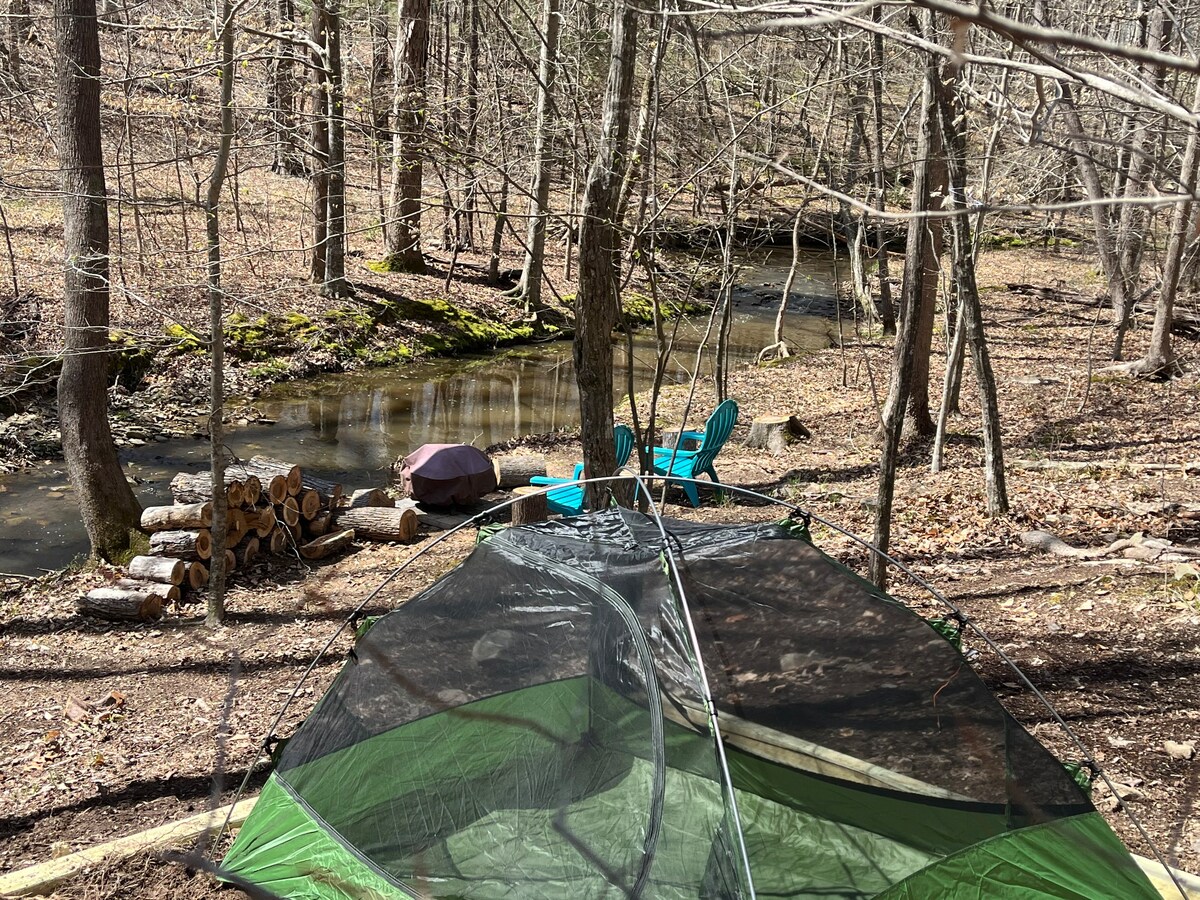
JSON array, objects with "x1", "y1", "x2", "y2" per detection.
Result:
[
  {"x1": 649, "y1": 399, "x2": 738, "y2": 507},
  {"x1": 528, "y1": 425, "x2": 635, "y2": 516}
]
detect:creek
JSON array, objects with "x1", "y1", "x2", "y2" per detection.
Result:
[{"x1": 0, "y1": 249, "x2": 847, "y2": 575}]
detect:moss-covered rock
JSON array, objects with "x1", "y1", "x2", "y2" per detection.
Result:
[{"x1": 108, "y1": 330, "x2": 158, "y2": 391}]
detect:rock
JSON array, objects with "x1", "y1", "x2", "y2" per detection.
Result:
[
  {"x1": 1110, "y1": 782, "x2": 1144, "y2": 802},
  {"x1": 472, "y1": 629, "x2": 518, "y2": 665},
  {"x1": 1164, "y1": 740, "x2": 1196, "y2": 760}
]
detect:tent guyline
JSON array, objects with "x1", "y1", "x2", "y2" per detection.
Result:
[{"x1": 214, "y1": 476, "x2": 1178, "y2": 899}]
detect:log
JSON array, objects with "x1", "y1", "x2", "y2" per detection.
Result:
[
  {"x1": 277, "y1": 497, "x2": 300, "y2": 528},
  {"x1": 225, "y1": 513, "x2": 248, "y2": 550},
  {"x1": 223, "y1": 549, "x2": 236, "y2": 573},
  {"x1": 511, "y1": 485, "x2": 548, "y2": 526},
  {"x1": 78, "y1": 588, "x2": 163, "y2": 621},
  {"x1": 186, "y1": 561, "x2": 208, "y2": 589},
  {"x1": 744, "y1": 414, "x2": 811, "y2": 454},
  {"x1": 115, "y1": 579, "x2": 181, "y2": 603},
  {"x1": 307, "y1": 511, "x2": 332, "y2": 537},
  {"x1": 237, "y1": 474, "x2": 262, "y2": 508},
  {"x1": 299, "y1": 488, "x2": 322, "y2": 520},
  {"x1": 299, "y1": 529, "x2": 355, "y2": 560},
  {"x1": 169, "y1": 472, "x2": 246, "y2": 506},
  {"x1": 237, "y1": 535, "x2": 260, "y2": 568},
  {"x1": 347, "y1": 488, "x2": 394, "y2": 509},
  {"x1": 267, "y1": 526, "x2": 288, "y2": 554},
  {"x1": 228, "y1": 462, "x2": 288, "y2": 504},
  {"x1": 333, "y1": 507, "x2": 419, "y2": 542},
  {"x1": 139, "y1": 502, "x2": 212, "y2": 532},
  {"x1": 492, "y1": 455, "x2": 547, "y2": 489},
  {"x1": 246, "y1": 456, "x2": 302, "y2": 496},
  {"x1": 246, "y1": 504, "x2": 277, "y2": 537},
  {"x1": 287, "y1": 520, "x2": 303, "y2": 541},
  {"x1": 249, "y1": 457, "x2": 345, "y2": 509},
  {"x1": 149, "y1": 529, "x2": 212, "y2": 562},
  {"x1": 127, "y1": 555, "x2": 185, "y2": 585}
]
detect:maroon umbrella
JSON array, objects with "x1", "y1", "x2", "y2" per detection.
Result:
[{"x1": 399, "y1": 444, "x2": 498, "y2": 506}]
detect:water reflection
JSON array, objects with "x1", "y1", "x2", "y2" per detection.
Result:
[{"x1": 0, "y1": 249, "x2": 846, "y2": 574}]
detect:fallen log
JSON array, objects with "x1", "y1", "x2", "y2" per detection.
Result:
[
  {"x1": 1021, "y1": 530, "x2": 1200, "y2": 562},
  {"x1": 307, "y1": 511, "x2": 332, "y2": 537},
  {"x1": 139, "y1": 502, "x2": 211, "y2": 532},
  {"x1": 744, "y1": 415, "x2": 811, "y2": 454},
  {"x1": 333, "y1": 507, "x2": 419, "y2": 542},
  {"x1": 127, "y1": 555, "x2": 185, "y2": 585},
  {"x1": 347, "y1": 488, "x2": 394, "y2": 509},
  {"x1": 299, "y1": 529, "x2": 355, "y2": 560},
  {"x1": 115, "y1": 579, "x2": 181, "y2": 603},
  {"x1": 185, "y1": 561, "x2": 208, "y2": 590},
  {"x1": 247, "y1": 456, "x2": 302, "y2": 496},
  {"x1": 493, "y1": 455, "x2": 547, "y2": 489},
  {"x1": 511, "y1": 485, "x2": 548, "y2": 525},
  {"x1": 149, "y1": 529, "x2": 212, "y2": 562},
  {"x1": 1014, "y1": 459, "x2": 1200, "y2": 475},
  {"x1": 78, "y1": 588, "x2": 163, "y2": 621}
]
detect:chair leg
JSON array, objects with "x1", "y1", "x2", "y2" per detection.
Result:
[
  {"x1": 705, "y1": 466, "x2": 724, "y2": 502},
  {"x1": 681, "y1": 478, "x2": 701, "y2": 507}
]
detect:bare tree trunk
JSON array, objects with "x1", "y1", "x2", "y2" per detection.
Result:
[
  {"x1": 512, "y1": 0, "x2": 560, "y2": 309},
  {"x1": 205, "y1": 0, "x2": 236, "y2": 625},
  {"x1": 1135, "y1": 76, "x2": 1200, "y2": 376},
  {"x1": 575, "y1": 0, "x2": 636, "y2": 511},
  {"x1": 868, "y1": 3, "x2": 895, "y2": 335},
  {"x1": 870, "y1": 32, "x2": 937, "y2": 589},
  {"x1": 320, "y1": 0, "x2": 348, "y2": 296},
  {"x1": 309, "y1": 6, "x2": 329, "y2": 284},
  {"x1": 369, "y1": 0, "x2": 392, "y2": 236},
  {"x1": 269, "y1": 0, "x2": 301, "y2": 176},
  {"x1": 934, "y1": 64, "x2": 1009, "y2": 515},
  {"x1": 53, "y1": 0, "x2": 142, "y2": 562},
  {"x1": 382, "y1": 0, "x2": 429, "y2": 273},
  {"x1": 7, "y1": 0, "x2": 31, "y2": 83}
]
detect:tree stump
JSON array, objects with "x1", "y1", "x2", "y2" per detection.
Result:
[
  {"x1": 299, "y1": 529, "x2": 354, "y2": 560},
  {"x1": 78, "y1": 588, "x2": 163, "y2": 621},
  {"x1": 128, "y1": 554, "x2": 185, "y2": 584},
  {"x1": 744, "y1": 415, "x2": 810, "y2": 455},
  {"x1": 659, "y1": 430, "x2": 700, "y2": 452},
  {"x1": 511, "y1": 485, "x2": 548, "y2": 525},
  {"x1": 140, "y1": 502, "x2": 212, "y2": 532},
  {"x1": 493, "y1": 455, "x2": 548, "y2": 489}
]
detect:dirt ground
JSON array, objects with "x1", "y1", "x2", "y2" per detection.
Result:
[{"x1": 2, "y1": 248, "x2": 1200, "y2": 897}]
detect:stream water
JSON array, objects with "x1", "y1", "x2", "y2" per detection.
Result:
[{"x1": 0, "y1": 249, "x2": 846, "y2": 575}]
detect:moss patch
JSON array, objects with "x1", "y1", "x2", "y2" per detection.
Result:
[{"x1": 108, "y1": 330, "x2": 158, "y2": 391}]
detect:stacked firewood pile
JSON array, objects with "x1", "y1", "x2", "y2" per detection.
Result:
[{"x1": 78, "y1": 455, "x2": 418, "y2": 622}]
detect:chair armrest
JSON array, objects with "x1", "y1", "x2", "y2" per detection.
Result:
[
  {"x1": 650, "y1": 445, "x2": 698, "y2": 458},
  {"x1": 529, "y1": 476, "x2": 569, "y2": 487},
  {"x1": 572, "y1": 463, "x2": 585, "y2": 480}
]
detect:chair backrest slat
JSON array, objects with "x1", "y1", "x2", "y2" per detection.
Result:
[
  {"x1": 614, "y1": 424, "x2": 635, "y2": 469},
  {"x1": 693, "y1": 400, "x2": 738, "y2": 469}
]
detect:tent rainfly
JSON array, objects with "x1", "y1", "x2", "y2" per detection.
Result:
[{"x1": 222, "y1": 509, "x2": 1162, "y2": 899}]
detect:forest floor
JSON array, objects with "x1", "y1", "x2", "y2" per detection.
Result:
[{"x1": 2, "y1": 245, "x2": 1200, "y2": 897}]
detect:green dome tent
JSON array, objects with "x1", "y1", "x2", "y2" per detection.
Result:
[{"x1": 222, "y1": 509, "x2": 1161, "y2": 899}]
